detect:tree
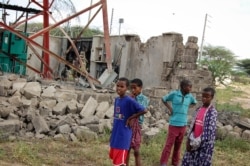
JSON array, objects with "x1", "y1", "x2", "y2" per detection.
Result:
[
  {"x1": 236, "y1": 59, "x2": 250, "y2": 75},
  {"x1": 199, "y1": 44, "x2": 237, "y2": 85}
]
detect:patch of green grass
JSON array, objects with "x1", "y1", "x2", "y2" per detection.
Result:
[
  {"x1": 216, "y1": 86, "x2": 244, "y2": 103},
  {"x1": 216, "y1": 84, "x2": 250, "y2": 117},
  {"x1": 12, "y1": 141, "x2": 44, "y2": 166},
  {"x1": 216, "y1": 137, "x2": 250, "y2": 152},
  {"x1": 213, "y1": 137, "x2": 250, "y2": 166},
  {"x1": 140, "y1": 130, "x2": 166, "y2": 165},
  {"x1": 0, "y1": 148, "x2": 5, "y2": 158},
  {"x1": 0, "y1": 131, "x2": 250, "y2": 166}
]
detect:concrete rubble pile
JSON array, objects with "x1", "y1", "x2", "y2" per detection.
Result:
[
  {"x1": 0, "y1": 74, "x2": 250, "y2": 142},
  {"x1": 0, "y1": 74, "x2": 167, "y2": 142}
]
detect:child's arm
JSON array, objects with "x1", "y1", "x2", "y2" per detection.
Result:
[
  {"x1": 126, "y1": 110, "x2": 147, "y2": 127},
  {"x1": 162, "y1": 99, "x2": 173, "y2": 115}
]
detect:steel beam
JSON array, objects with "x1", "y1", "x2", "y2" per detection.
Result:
[
  {"x1": 101, "y1": 0, "x2": 112, "y2": 72},
  {"x1": 0, "y1": 23, "x2": 100, "y2": 85}
]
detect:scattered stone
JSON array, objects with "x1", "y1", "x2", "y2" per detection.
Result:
[
  {"x1": 0, "y1": 73, "x2": 249, "y2": 143},
  {"x1": 0, "y1": 106, "x2": 11, "y2": 118},
  {"x1": 41, "y1": 86, "x2": 56, "y2": 98},
  {"x1": 80, "y1": 96, "x2": 98, "y2": 118},
  {"x1": 0, "y1": 120, "x2": 20, "y2": 134},
  {"x1": 57, "y1": 124, "x2": 71, "y2": 134},
  {"x1": 242, "y1": 130, "x2": 250, "y2": 140},
  {"x1": 12, "y1": 82, "x2": 26, "y2": 91},
  {"x1": 105, "y1": 105, "x2": 114, "y2": 118},
  {"x1": 69, "y1": 133, "x2": 78, "y2": 142},
  {"x1": 74, "y1": 126, "x2": 97, "y2": 141},
  {"x1": 23, "y1": 82, "x2": 42, "y2": 99},
  {"x1": 95, "y1": 101, "x2": 109, "y2": 119},
  {"x1": 52, "y1": 102, "x2": 67, "y2": 116},
  {"x1": 32, "y1": 115, "x2": 50, "y2": 134},
  {"x1": 79, "y1": 116, "x2": 99, "y2": 125}
]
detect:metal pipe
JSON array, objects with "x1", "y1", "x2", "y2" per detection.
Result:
[
  {"x1": 0, "y1": 23, "x2": 100, "y2": 85},
  {"x1": 43, "y1": 0, "x2": 50, "y2": 77},
  {"x1": 101, "y1": 0, "x2": 112, "y2": 72}
]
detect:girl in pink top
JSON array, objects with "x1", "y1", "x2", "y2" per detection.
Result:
[{"x1": 182, "y1": 87, "x2": 217, "y2": 166}]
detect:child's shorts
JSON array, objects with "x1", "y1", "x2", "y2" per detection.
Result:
[{"x1": 109, "y1": 148, "x2": 128, "y2": 166}]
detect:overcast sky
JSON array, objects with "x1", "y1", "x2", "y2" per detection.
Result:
[{"x1": 4, "y1": 0, "x2": 250, "y2": 59}]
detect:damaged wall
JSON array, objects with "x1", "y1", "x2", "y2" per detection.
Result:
[
  {"x1": 90, "y1": 32, "x2": 213, "y2": 102},
  {"x1": 25, "y1": 32, "x2": 213, "y2": 102},
  {"x1": 26, "y1": 36, "x2": 67, "y2": 77}
]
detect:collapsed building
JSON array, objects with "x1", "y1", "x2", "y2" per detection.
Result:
[
  {"x1": 24, "y1": 32, "x2": 213, "y2": 100},
  {"x1": 1, "y1": 0, "x2": 232, "y2": 141},
  {"x1": 1, "y1": 32, "x2": 250, "y2": 142}
]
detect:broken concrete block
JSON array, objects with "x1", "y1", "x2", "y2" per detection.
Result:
[
  {"x1": 69, "y1": 133, "x2": 78, "y2": 142},
  {"x1": 67, "y1": 100, "x2": 78, "y2": 114},
  {"x1": 23, "y1": 82, "x2": 42, "y2": 99},
  {"x1": 80, "y1": 96, "x2": 98, "y2": 118},
  {"x1": 53, "y1": 134, "x2": 65, "y2": 140},
  {"x1": 0, "y1": 120, "x2": 20, "y2": 134},
  {"x1": 56, "y1": 115, "x2": 75, "y2": 127},
  {"x1": 0, "y1": 106, "x2": 11, "y2": 118},
  {"x1": 74, "y1": 126, "x2": 97, "y2": 141},
  {"x1": 57, "y1": 124, "x2": 71, "y2": 134},
  {"x1": 242, "y1": 130, "x2": 250, "y2": 140},
  {"x1": 52, "y1": 102, "x2": 67, "y2": 115},
  {"x1": 1, "y1": 78, "x2": 12, "y2": 89},
  {"x1": 31, "y1": 97, "x2": 39, "y2": 108},
  {"x1": 41, "y1": 86, "x2": 56, "y2": 98},
  {"x1": 7, "y1": 96, "x2": 22, "y2": 108},
  {"x1": 55, "y1": 91, "x2": 78, "y2": 101},
  {"x1": 87, "y1": 123, "x2": 104, "y2": 134},
  {"x1": 105, "y1": 105, "x2": 114, "y2": 119},
  {"x1": 31, "y1": 115, "x2": 50, "y2": 134},
  {"x1": 40, "y1": 99, "x2": 57, "y2": 109},
  {"x1": 79, "y1": 116, "x2": 99, "y2": 126},
  {"x1": 99, "y1": 119, "x2": 112, "y2": 132},
  {"x1": 7, "y1": 74, "x2": 18, "y2": 81},
  {"x1": 26, "y1": 122, "x2": 34, "y2": 131},
  {"x1": 21, "y1": 98, "x2": 32, "y2": 108},
  {"x1": 7, "y1": 113, "x2": 19, "y2": 120},
  {"x1": 0, "y1": 86, "x2": 7, "y2": 96},
  {"x1": 95, "y1": 101, "x2": 109, "y2": 119},
  {"x1": 12, "y1": 82, "x2": 26, "y2": 91},
  {"x1": 76, "y1": 102, "x2": 84, "y2": 113}
]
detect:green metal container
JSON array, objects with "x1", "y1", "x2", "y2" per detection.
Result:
[{"x1": 0, "y1": 30, "x2": 28, "y2": 75}]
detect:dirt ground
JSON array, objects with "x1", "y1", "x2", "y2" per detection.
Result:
[{"x1": 229, "y1": 84, "x2": 250, "y2": 109}]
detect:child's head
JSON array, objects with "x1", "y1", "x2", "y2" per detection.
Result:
[
  {"x1": 116, "y1": 77, "x2": 129, "y2": 97},
  {"x1": 180, "y1": 79, "x2": 192, "y2": 94},
  {"x1": 202, "y1": 87, "x2": 216, "y2": 106},
  {"x1": 130, "y1": 78, "x2": 143, "y2": 97}
]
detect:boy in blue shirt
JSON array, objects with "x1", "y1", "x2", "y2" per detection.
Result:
[
  {"x1": 126, "y1": 78, "x2": 149, "y2": 166},
  {"x1": 109, "y1": 77, "x2": 147, "y2": 166},
  {"x1": 160, "y1": 79, "x2": 197, "y2": 166}
]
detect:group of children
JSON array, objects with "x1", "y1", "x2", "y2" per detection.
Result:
[{"x1": 109, "y1": 77, "x2": 218, "y2": 166}]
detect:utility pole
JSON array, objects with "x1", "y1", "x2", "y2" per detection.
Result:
[
  {"x1": 118, "y1": 18, "x2": 124, "y2": 35},
  {"x1": 109, "y1": 8, "x2": 114, "y2": 34},
  {"x1": 198, "y1": 13, "x2": 211, "y2": 64}
]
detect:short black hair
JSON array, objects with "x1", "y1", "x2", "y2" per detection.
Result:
[
  {"x1": 118, "y1": 77, "x2": 130, "y2": 87},
  {"x1": 131, "y1": 78, "x2": 143, "y2": 87},
  {"x1": 180, "y1": 79, "x2": 192, "y2": 89},
  {"x1": 203, "y1": 87, "x2": 216, "y2": 98}
]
